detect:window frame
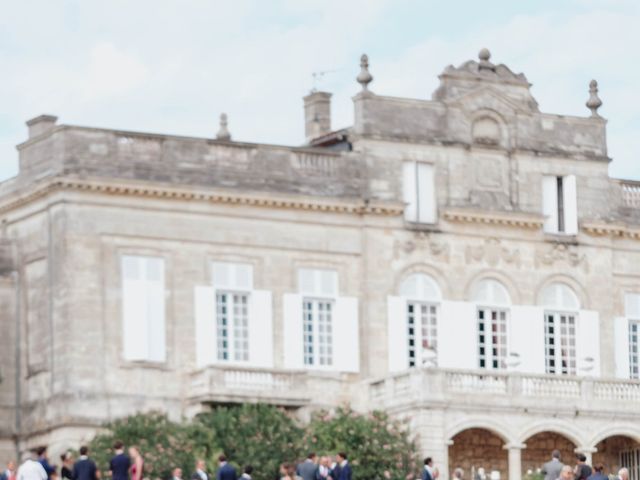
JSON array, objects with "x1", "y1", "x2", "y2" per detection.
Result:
[{"x1": 544, "y1": 310, "x2": 577, "y2": 376}]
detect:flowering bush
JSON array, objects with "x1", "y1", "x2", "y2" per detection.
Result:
[
  {"x1": 87, "y1": 406, "x2": 418, "y2": 480},
  {"x1": 88, "y1": 412, "x2": 198, "y2": 480},
  {"x1": 193, "y1": 404, "x2": 304, "y2": 480},
  {"x1": 302, "y1": 407, "x2": 419, "y2": 480}
]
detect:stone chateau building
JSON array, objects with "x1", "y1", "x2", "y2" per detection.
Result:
[{"x1": 1, "y1": 49, "x2": 640, "y2": 480}]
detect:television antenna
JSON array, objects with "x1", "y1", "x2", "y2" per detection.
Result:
[{"x1": 311, "y1": 69, "x2": 339, "y2": 92}]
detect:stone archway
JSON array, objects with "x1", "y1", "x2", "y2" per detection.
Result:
[
  {"x1": 593, "y1": 435, "x2": 640, "y2": 478},
  {"x1": 449, "y1": 428, "x2": 508, "y2": 480},
  {"x1": 521, "y1": 431, "x2": 577, "y2": 475}
]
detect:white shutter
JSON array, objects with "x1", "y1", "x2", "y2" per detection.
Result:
[
  {"x1": 388, "y1": 296, "x2": 409, "y2": 373},
  {"x1": 283, "y1": 293, "x2": 304, "y2": 369},
  {"x1": 438, "y1": 301, "x2": 477, "y2": 369},
  {"x1": 194, "y1": 286, "x2": 216, "y2": 368},
  {"x1": 146, "y1": 266, "x2": 166, "y2": 362},
  {"x1": 577, "y1": 310, "x2": 600, "y2": 376},
  {"x1": 509, "y1": 306, "x2": 546, "y2": 374},
  {"x1": 403, "y1": 162, "x2": 417, "y2": 222},
  {"x1": 333, "y1": 296, "x2": 359, "y2": 373},
  {"x1": 249, "y1": 290, "x2": 274, "y2": 368},
  {"x1": 542, "y1": 175, "x2": 558, "y2": 233},
  {"x1": 417, "y1": 163, "x2": 436, "y2": 223},
  {"x1": 614, "y1": 316, "x2": 630, "y2": 379},
  {"x1": 563, "y1": 175, "x2": 578, "y2": 235},
  {"x1": 122, "y1": 278, "x2": 149, "y2": 361}
]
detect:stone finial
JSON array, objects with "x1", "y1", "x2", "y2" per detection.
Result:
[
  {"x1": 356, "y1": 54, "x2": 373, "y2": 91},
  {"x1": 216, "y1": 113, "x2": 231, "y2": 140},
  {"x1": 586, "y1": 79, "x2": 603, "y2": 117},
  {"x1": 478, "y1": 48, "x2": 495, "y2": 71}
]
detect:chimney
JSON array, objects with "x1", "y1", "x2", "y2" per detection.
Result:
[
  {"x1": 303, "y1": 91, "x2": 332, "y2": 143},
  {"x1": 26, "y1": 114, "x2": 58, "y2": 139}
]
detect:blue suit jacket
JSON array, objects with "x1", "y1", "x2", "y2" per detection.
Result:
[
  {"x1": 216, "y1": 464, "x2": 237, "y2": 480},
  {"x1": 422, "y1": 468, "x2": 433, "y2": 480},
  {"x1": 337, "y1": 464, "x2": 352, "y2": 480}
]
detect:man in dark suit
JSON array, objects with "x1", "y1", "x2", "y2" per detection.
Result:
[
  {"x1": 216, "y1": 456, "x2": 236, "y2": 480},
  {"x1": 191, "y1": 460, "x2": 209, "y2": 480},
  {"x1": 422, "y1": 458, "x2": 434, "y2": 480},
  {"x1": 335, "y1": 453, "x2": 351, "y2": 480},
  {"x1": 72, "y1": 446, "x2": 97, "y2": 480},
  {"x1": 109, "y1": 441, "x2": 130, "y2": 480}
]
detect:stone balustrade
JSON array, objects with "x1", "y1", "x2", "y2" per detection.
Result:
[
  {"x1": 620, "y1": 179, "x2": 640, "y2": 208},
  {"x1": 188, "y1": 365, "x2": 353, "y2": 408},
  {"x1": 368, "y1": 368, "x2": 640, "y2": 412}
]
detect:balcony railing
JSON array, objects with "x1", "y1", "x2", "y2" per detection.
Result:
[
  {"x1": 620, "y1": 179, "x2": 640, "y2": 208},
  {"x1": 188, "y1": 365, "x2": 352, "y2": 407},
  {"x1": 368, "y1": 368, "x2": 640, "y2": 412}
]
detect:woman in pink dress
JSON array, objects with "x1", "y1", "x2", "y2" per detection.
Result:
[{"x1": 128, "y1": 447, "x2": 144, "y2": 480}]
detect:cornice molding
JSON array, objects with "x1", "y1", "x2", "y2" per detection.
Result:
[
  {"x1": 582, "y1": 222, "x2": 640, "y2": 240},
  {"x1": 0, "y1": 177, "x2": 404, "y2": 217},
  {"x1": 443, "y1": 208, "x2": 543, "y2": 229}
]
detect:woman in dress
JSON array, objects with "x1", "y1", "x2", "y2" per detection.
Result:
[
  {"x1": 59, "y1": 452, "x2": 73, "y2": 480},
  {"x1": 128, "y1": 447, "x2": 144, "y2": 480}
]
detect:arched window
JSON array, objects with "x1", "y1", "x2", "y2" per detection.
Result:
[
  {"x1": 539, "y1": 282, "x2": 580, "y2": 376},
  {"x1": 471, "y1": 279, "x2": 511, "y2": 370},
  {"x1": 399, "y1": 274, "x2": 442, "y2": 368}
]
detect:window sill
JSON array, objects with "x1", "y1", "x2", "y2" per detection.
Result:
[
  {"x1": 543, "y1": 232, "x2": 579, "y2": 245},
  {"x1": 119, "y1": 359, "x2": 170, "y2": 371},
  {"x1": 404, "y1": 222, "x2": 440, "y2": 233}
]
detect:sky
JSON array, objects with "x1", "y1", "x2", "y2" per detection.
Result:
[{"x1": 0, "y1": 0, "x2": 639, "y2": 181}]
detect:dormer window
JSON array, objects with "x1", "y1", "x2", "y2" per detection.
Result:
[
  {"x1": 402, "y1": 161, "x2": 437, "y2": 224},
  {"x1": 542, "y1": 175, "x2": 578, "y2": 235}
]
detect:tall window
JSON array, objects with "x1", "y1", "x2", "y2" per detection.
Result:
[
  {"x1": 542, "y1": 175, "x2": 577, "y2": 234},
  {"x1": 627, "y1": 293, "x2": 640, "y2": 379},
  {"x1": 544, "y1": 312, "x2": 577, "y2": 375},
  {"x1": 403, "y1": 162, "x2": 436, "y2": 224},
  {"x1": 400, "y1": 273, "x2": 441, "y2": 368},
  {"x1": 471, "y1": 279, "x2": 511, "y2": 370},
  {"x1": 540, "y1": 282, "x2": 580, "y2": 375},
  {"x1": 299, "y1": 269, "x2": 338, "y2": 367},
  {"x1": 407, "y1": 303, "x2": 437, "y2": 367},
  {"x1": 212, "y1": 262, "x2": 253, "y2": 363},
  {"x1": 121, "y1": 255, "x2": 166, "y2": 362}
]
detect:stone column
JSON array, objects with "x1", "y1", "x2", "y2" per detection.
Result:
[
  {"x1": 505, "y1": 444, "x2": 525, "y2": 480},
  {"x1": 440, "y1": 440, "x2": 453, "y2": 480}
]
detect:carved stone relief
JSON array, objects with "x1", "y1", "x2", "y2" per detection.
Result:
[
  {"x1": 464, "y1": 237, "x2": 521, "y2": 267},
  {"x1": 535, "y1": 243, "x2": 589, "y2": 273}
]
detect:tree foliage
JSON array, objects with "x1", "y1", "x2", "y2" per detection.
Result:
[
  {"x1": 87, "y1": 406, "x2": 417, "y2": 480},
  {"x1": 194, "y1": 404, "x2": 304, "y2": 480},
  {"x1": 88, "y1": 412, "x2": 199, "y2": 480},
  {"x1": 302, "y1": 407, "x2": 419, "y2": 480}
]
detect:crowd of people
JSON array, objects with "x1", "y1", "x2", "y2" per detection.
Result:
[
  {"x1": 2, "y1": 445, "x2": 636, "y2": 480},
  {"x1": 421, "y1": 451, "x2": 634, "y2": 480},
  {"x1": 540, "y1": 450, "x2": 631, "y2": 480},
  {"x1": 2, "y1": 444, "x2": 353, "y2": 480}
]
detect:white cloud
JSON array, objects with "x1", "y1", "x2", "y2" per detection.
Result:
[{"x1": 0, "y1": 0, "x2": 638, "y2": 181}]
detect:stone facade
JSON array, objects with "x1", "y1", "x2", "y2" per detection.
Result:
[{"x1": 1, "y1": 50, "x2": 639, "y2": 480}]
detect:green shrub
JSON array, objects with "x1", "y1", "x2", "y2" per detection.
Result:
[
  {"x1": 302, "y1": 407, "x2": 419, "y2": 480},
  {"x1": 194, "y1": 404, "x2": 304, "y2": 480},
  {"x1": 88, "y1": 412, "x2": 198, "y2": 480}
]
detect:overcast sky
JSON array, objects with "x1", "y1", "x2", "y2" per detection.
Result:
[{"x1": 1, "y1": 0, "x2": 638, "y2": 181}]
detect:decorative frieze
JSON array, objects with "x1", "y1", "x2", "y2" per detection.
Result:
[
  {"x1": 535, "y1": 243, "x2": 589, "y2": 273},
  {"x1": 465, "y1": 237, "x2": 521, "y2": 267}
]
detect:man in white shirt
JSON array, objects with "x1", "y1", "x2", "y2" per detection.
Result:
[
  {"x1": 191, "y1": 461, "x2": 209, "y2": 480},
  {"x1": 17, "y1": 453, "x2": 47, "y2": 480},
  {"x1": 240, "y1": 466, "x2": 253, "y2": 480}
]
